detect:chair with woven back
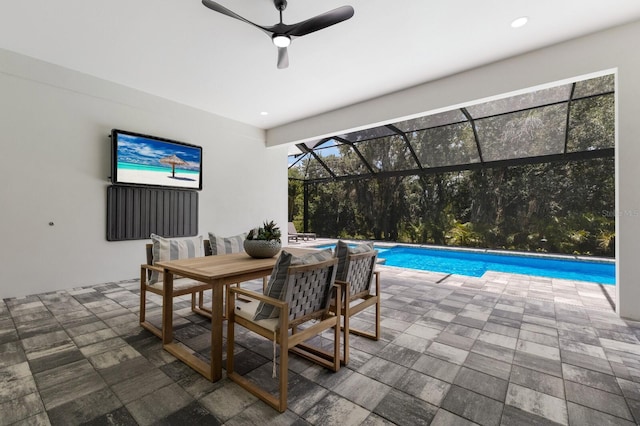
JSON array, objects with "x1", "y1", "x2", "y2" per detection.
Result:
[
  {"x1": 332, "y1": 241, "x2": 381, "y2": 365},
  {"x1": 226, "y1": 251, "x2": 341, "y2": 412},
  {"x1": 139, "y1": 235, "x2": 212, "y2": 339}
]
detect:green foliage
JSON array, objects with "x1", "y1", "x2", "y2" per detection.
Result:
[
  {"x1": 289, "y1": 157, "x2": 614, "y2": 257},
  {"x1": 288, "y1": 168, "x2": 304, "y2": 222},
  {"x1": 597, "y1": 231, "x2": 615, "y2": 253},
  {"x1": 446, "y1": 221, "x2": 483, "y2": 247},
  {"x1": 247, "y1": 220, "x2": 281, "y2": 242}
]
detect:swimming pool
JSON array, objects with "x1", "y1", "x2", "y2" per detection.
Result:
[{"x1": 315, "y1": 244, "x2": 615, "y2": 285}]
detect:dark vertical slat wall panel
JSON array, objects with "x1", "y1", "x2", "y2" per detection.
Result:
[
  {"x1": 106, "y1": 186, "x2": 198, "y2": 241},
  {"x1": 188, "y1": 193, "x2": 197, "y2": 235},
  {"x1": 148, "y1": 190, "x2": 156, "y2": 233},
  {"x1": 133, "y1": 189, "x2": 141, "y2": 239},
  {"x1": 178, "y1": 192, "x2": 185, "y2": 236},
  {"x1": 162, "y1": 191, "x2": 170, "y2": 235},
  {"x1": 176, "y1": 193, "x2": 181, "y2": 236},
  {"x1": 126, "y1": 189, "x2": 134, "y2": 238}
]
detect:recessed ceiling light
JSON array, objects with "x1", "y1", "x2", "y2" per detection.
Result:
[
  {"x1": 511, "y1": 16, "x2": 528, "y2": 28},
  {"x1": 260, "y1": 111, "x2": 269, "y2": 116}
]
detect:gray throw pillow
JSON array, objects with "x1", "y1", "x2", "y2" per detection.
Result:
[{"x1": 208, "y1": 232, "x2": 246, "y2": 255}]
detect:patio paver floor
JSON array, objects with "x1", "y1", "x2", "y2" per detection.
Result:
[{"x1": 1, "y1": 248, "x2": 638, "y2": 425}]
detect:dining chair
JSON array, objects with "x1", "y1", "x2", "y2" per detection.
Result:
[
  {"x1": 140, "y1": 239, "x2": 212, "y2": 339},
  {"x1": 332, "y1": 243, "x2": 381, "y2": 365},
  {"x1": 226, "y1": 254, "x2": 341, "y2": 412}
]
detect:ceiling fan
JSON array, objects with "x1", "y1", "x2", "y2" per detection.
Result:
[{"x1": 201, "y1": 0, "x2": 354, "y2": 69}]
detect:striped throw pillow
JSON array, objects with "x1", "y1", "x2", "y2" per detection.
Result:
[
  {"x1": 149, "y1": 234, "x2": 203, "y2": 284},
  {"x1": 208, "y1": 232, "x2": 247, "y2": 255},
  {"x1": 252, "y1": 248, "x2": 333, "y2": 321}
]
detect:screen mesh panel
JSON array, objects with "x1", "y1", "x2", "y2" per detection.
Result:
[
  {"x1": 476, "y1": 104, "x2": 567, "y2": 162},
  {"x1": 289, "y1": 74, "x2": 614, "y2": 183},
  {"x1": 409, "y1": 122, "x2": 480, "y2": 167}
]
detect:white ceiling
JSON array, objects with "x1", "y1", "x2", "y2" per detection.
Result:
[{"x1": 2, "y1": 0, "x2": 640, "y2": 130}]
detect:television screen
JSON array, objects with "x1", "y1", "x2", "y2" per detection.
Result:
[{"x1": 111, "y1": 129, "x2": 202, "y2": 190}]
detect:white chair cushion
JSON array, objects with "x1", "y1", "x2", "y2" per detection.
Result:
[{"x1": 234, "y1": 298, "x2": 279, "y2": 331}]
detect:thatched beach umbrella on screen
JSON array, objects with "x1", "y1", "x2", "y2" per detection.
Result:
[{"x1": 159, "y1": 154, "x2": 186, "y2": 178}]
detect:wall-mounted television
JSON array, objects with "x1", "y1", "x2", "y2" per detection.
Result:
[{"x1": 111, "y1": 129, "x2": 202, "y2": 190}]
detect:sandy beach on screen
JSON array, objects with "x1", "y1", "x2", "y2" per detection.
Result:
[{"x1": 118, "y1": 168, "x2": 200, "y2": 189}]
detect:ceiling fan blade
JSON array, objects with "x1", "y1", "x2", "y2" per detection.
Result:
[
  {"x1": 277, "y1": 47, "x2": 289, "y2": 69},
  {"x1": 284, "y1": 6, "x2": 354, "y2": 37},
  {"x1": 201, "y1": 0, "x2": 272, "y2": 35}
]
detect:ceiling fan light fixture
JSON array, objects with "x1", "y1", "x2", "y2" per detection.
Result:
[
  {"x1": 272, "y1": 34, "x2": 291, "y2": 47},
  {"x1": 511, "y1": 16, "x2": 528, "y2": 28}
]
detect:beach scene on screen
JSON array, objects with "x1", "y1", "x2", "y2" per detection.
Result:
[{"x1": 116, "y1": 133, "x2": 201, "y2": 189}]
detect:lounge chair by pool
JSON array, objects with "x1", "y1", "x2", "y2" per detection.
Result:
[{"x1": 288, "y1": 222, "x2": 316, "y2": 242}]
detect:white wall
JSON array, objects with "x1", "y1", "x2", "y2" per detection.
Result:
[
  {"x1": 267, "y1": 20, "x2": 640, "y2": 320},
  {"x1": 0, "y1": 49, "x2": 288, "y2": 299}
]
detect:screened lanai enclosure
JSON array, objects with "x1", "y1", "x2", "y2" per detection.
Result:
[{"x1": 288, "y1": 74, "x2": 615, "y2": 257}]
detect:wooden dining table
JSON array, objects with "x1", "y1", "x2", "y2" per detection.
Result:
[{"x1": 155, "y1": 247, "x2": 317, "y2": 382}]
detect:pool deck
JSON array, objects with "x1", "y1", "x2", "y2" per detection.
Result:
[
  {"x1": 299, "y1": 238, "x2": 617, "y2": 313},
  {"x1": 2, "y1": 238, "x2": 637, "y2": 425}
]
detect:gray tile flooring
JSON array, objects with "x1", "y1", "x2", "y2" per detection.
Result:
[{"x1": 1, "y1": 264, "x2": 639, "y2": 425}]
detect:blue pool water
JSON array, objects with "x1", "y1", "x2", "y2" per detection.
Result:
[{"x1": 315, "y1": 244, "x2": 615, "y2": 285}]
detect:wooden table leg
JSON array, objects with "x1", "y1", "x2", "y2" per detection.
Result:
[
  {"x1": 162, "y1": 269, "x2": 174, "y2": 344},
  {"x1": 211, "y1": 281, "x2": 223, "y2": 381},
  {"x1": 163, "y1": 276, "x2": 216, "y2": 381}
]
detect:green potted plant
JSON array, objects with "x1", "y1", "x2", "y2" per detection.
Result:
[{"x1": 244, "y1": 220, "x2": 282, "y2": 258}]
